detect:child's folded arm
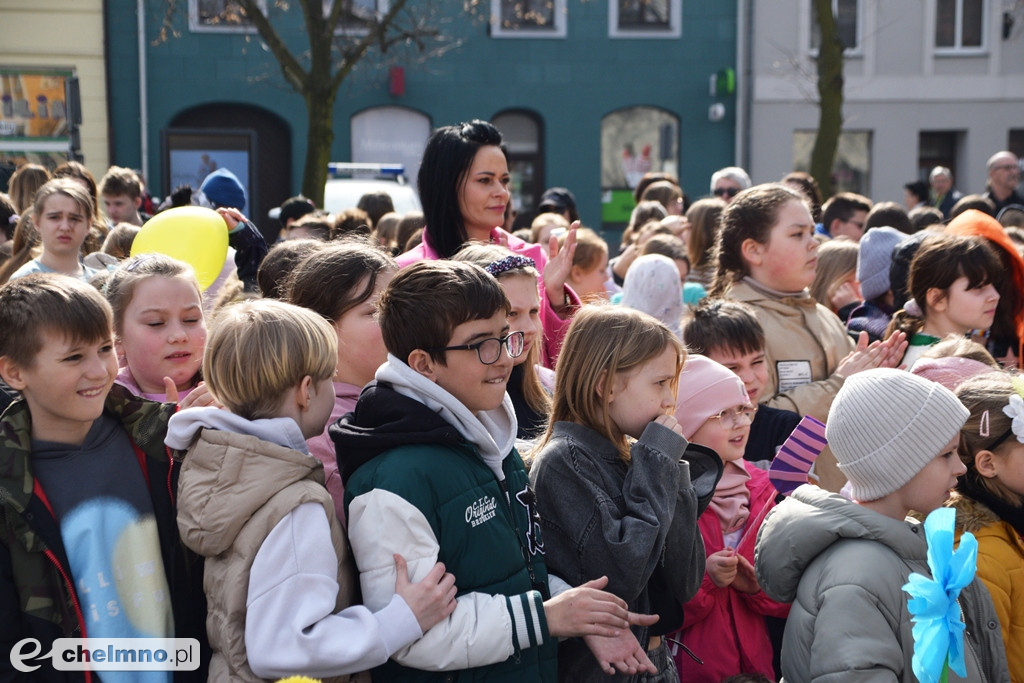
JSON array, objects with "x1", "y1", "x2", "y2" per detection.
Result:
[
  {"x1": 348, "y1": 488, "x2": 545, "y2": 671},
  {"x1": 245, "y1": 502, "x2": 422, "y2": 678},
  {"x1": 657, "y1": 479, "x2": 706, "y2": 606}
]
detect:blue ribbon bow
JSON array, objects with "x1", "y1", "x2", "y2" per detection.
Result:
[{"x1": 902, "y1": 507, "x2": 978, "y2": 683}]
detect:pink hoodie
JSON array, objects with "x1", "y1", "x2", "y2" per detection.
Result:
[{"x1": 305, "y1": 381, "x2": 361, "y2": 525}]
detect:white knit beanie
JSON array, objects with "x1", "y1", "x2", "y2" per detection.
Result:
[
  {"x1": 826, "y1": 368, "x2": 968, "y2": 501},
  {"x1": 620, "y1": 254, "x2": 684, "y2": 337}
]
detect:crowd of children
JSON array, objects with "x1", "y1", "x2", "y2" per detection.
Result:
[{"x1": 2, "y1": 133, "x2": 1024, "y2": 682}]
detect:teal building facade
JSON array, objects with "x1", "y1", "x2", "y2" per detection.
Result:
[{"x1": 106, "y1": 1, "x2": 738, "y2": 237}]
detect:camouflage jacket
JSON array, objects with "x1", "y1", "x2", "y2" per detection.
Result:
[{"x1": 0, "y1": 384, "x2": 208, "y2": 682}]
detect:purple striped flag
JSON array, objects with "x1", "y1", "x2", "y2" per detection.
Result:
[{"x1": 769, "y1": 415, "x2": 827, "y2": 495}]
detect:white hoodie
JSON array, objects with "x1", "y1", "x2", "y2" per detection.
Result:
[{"x1": 168, "y1": 407, "x2": 421, "y2": 679}]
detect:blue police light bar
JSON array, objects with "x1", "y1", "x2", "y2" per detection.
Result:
[{"x1": 327, "y1": 163, "x2": 406, "y2": 179}]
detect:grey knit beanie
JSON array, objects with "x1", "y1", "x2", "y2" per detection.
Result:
[
  {"x1": 856, "y1": 227, "x2": 907, "y2": 302},
  {"x1": 826, "y1": 368, "x2": 968, "y2": 501}
]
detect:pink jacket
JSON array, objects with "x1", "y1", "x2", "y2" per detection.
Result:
[
  {"x1": 396, "y1": 227, "x2": 577, "y2": 369},
  {"x1": 673, "y1": 462, "x2": 790, "y2": 682},
  {"x1": 305, "y1": 381, "x2": 361, "y2": 525}
]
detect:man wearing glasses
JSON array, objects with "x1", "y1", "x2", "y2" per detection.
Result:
[
  {"x1": 710, "y1": 166, "x2": 752, "y2": 204},
  {"x1": 984, "y1": 150, "x2": 1023, "y2": 214}
]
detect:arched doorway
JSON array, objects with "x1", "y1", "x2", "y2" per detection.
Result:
[
  {"x1": 350, "y1": 106, "x2": 432, "y2": 191},
  {"x1": 165, "y1": 103, "x2": 290, "y2": 242}
]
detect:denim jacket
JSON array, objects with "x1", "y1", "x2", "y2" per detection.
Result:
[{"x1": 530, "y1": 421, "x2": 722, "y2": 681}]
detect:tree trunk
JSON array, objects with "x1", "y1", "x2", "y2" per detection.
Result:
[
  {"x1": 810, "y1": 0, "x2": 844, "y2": 199},
  {"x1": 302, "y1": 88, "x2": 336, "y2": 208}
]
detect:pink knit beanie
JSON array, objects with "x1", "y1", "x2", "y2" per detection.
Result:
[
  {"x1": 674, "y1": 355, "x2": 750, "y2": 440},
  {"x1": 910, "y1": 356, "x2": 996, "y2": 391}
]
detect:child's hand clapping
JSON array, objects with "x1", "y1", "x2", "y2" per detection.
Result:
[
  {"x1": 393, "y1": 554, "x2": 457, "y2": 633},
  {"x1": 836, "y1": 330, "x2": 909, "y2": 378},
  {"x1": 706, "y1": 548, "x2": 740, "y2": 588},
  {"x1": 830, "y1": 280, "x2": 862, "y2": 311}
]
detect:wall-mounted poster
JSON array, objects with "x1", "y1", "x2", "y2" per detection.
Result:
[
  {"x1": 0, "y1": 68, "x2": 70, "y2": 139},
  {"x1": 600, "y1": 106, "x2": 679, "y2": 225},
  {"x1": 162, "y1": 128, "x2": 256, "y2": 215},
  {"x1": 0, "y1": 67, "x2": 74, "y2": 176}
]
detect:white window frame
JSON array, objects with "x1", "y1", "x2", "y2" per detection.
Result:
[
  {"x1": 608, "y1": 0, "x2": 681, "y2": 39},
  {"x1": 324, "y1": 0, "x2": 390, "y2": 37},
  {"x1": 490, "y1": 0, "x2": 567, "y2": 39},
  {"x1": 188, "y1": 0, "x2": 268, "y2": 34},
  {"x1": 933, "y1": 0, "x2": 987, "y2": 55},
  {"x1": 807, "y1": 0, "x2": 863, "y2": 57}
]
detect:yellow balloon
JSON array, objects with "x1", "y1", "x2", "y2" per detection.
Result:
[{"x1": 131, "y1": 207, "x2": 229, "y2": 291}]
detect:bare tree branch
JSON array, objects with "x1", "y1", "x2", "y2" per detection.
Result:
[{"x1": 236, "y1": 0, "x2": 309, "y2": 91}]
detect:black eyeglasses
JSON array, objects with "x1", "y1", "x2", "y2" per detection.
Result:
[
  {"x1": 713, "y1": 187, "x2": 740, "y2": 198},
  {"x1": 428, "y1": 331, "x2": 525, "y2": 365}
]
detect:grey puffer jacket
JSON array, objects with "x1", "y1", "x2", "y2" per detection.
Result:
[{"x1": 754, "y1": 485, "x2": 1010, "y2": 683}]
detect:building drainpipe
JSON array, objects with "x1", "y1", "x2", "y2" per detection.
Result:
[
  {"x1": 137, "y1": 0, "x2": 149, "y2": 182},
  {"x1": 735, "y1": 0, "x2": 754, "y2": 170}
]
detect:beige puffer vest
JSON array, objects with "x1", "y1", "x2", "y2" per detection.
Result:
[{"x1": 176, "y1": 428, "x2": 363, "y2": 683}]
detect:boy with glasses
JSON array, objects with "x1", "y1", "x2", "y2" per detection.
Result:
[
  {"x1": 818, "y1": 192, "x2": 872, "y2": 242},
  {"x1": 333, "y1": 260, "x2": 658, "y2": 681}
]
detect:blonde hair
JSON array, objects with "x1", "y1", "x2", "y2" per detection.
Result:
[
  {"x1": 536, "y1": 305, "x2": 684, "y2": 461},
  {"x1": 685, "y1": 197, "x2": 726, "y2": 271},
  {"x1": 530, "y1": 212, "x2": 570, "y2": 244},
  {"x1": 621, "y1": 200, "x2": 668, "y2": 248},
  {"x1": 105, "y1": 253, "x2": 202, "y2": 336},
  {"x1": 32, "y1": 178, "x2": 94, "y2": 223},
  {"x1": 956, "y1": 372, "x2": 1024, "y2": 507},
  {"x1": 203, "y1": 299, "x2": 337, "y2": 420},
  {"x1": 809, "y1": 239, "x2": 859, "y2": 311},
  {"x1": 920, "y1": 335, "x2": 1000, "y2": 368},
  {"x1": 560, "y1": 226, "x2": 608, "y2": 272},
  {"x1": 101, "y1": 223, "x2": 141, "y2": 259},
  {"x1": 8, "y1": 163, "x2": 51, "y2": 213}
]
